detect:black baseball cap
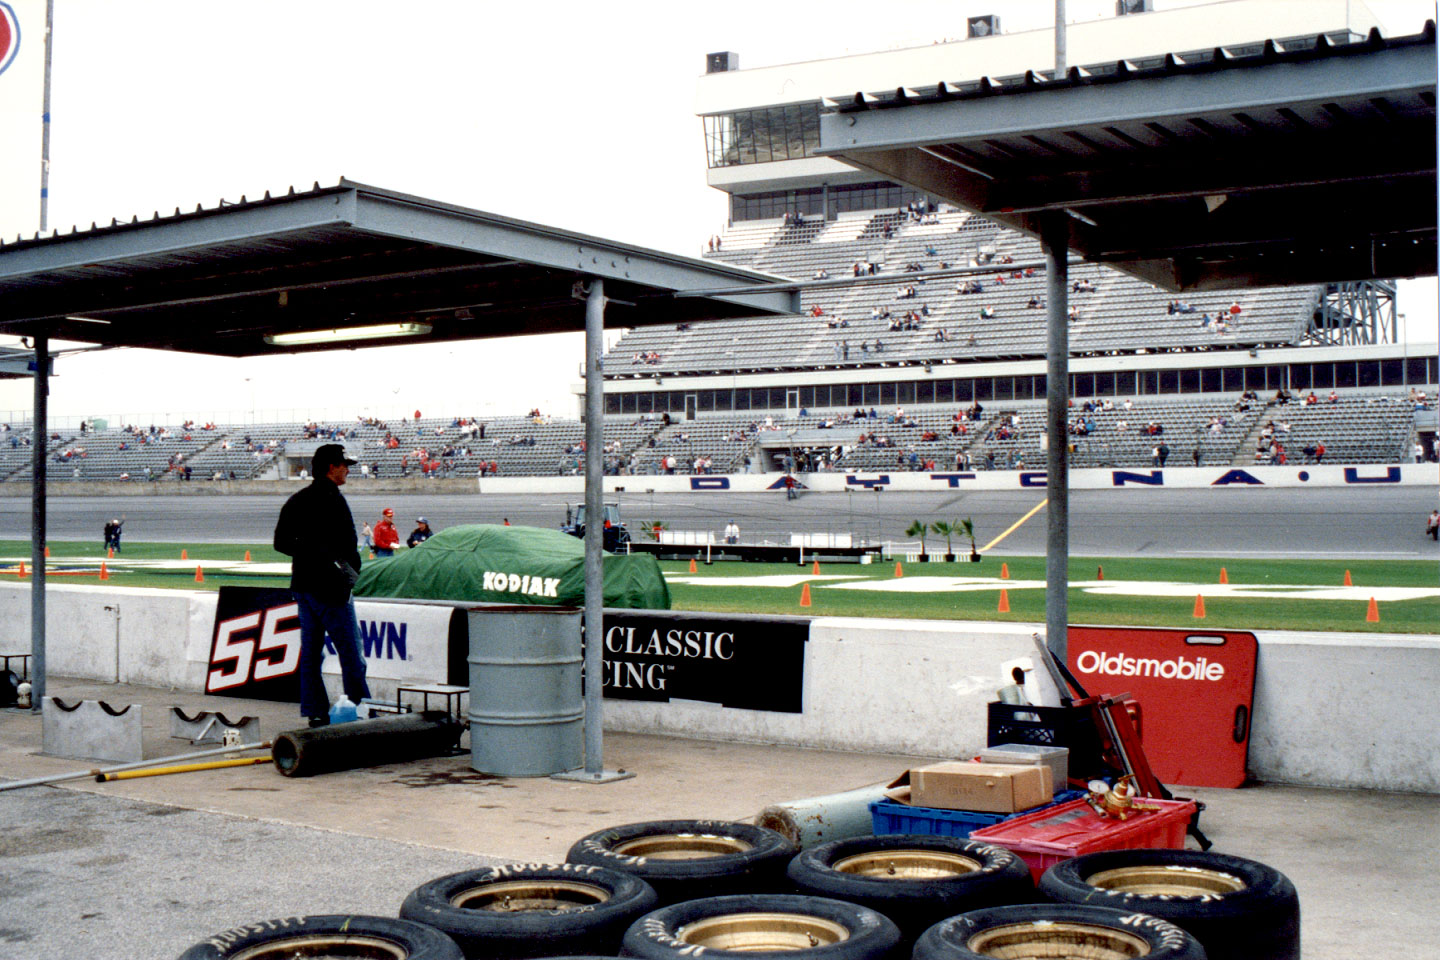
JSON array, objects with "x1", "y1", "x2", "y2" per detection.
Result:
[{"x1": 312, "y1": 443, "x2": 358, "y2": 472}]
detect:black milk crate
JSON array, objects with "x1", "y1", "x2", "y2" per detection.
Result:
[{"x1": 986, "y1": 701, "x2": 1107, "y2": 780}]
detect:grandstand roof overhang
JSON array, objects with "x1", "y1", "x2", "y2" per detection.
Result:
[
  {"x1": 816, "y1": 26, "x2": 1437, "y2": 292},
  {"x1": 0, "y1": 180, "x2": 798, "y2": 357}
]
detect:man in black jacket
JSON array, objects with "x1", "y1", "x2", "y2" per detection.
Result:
[{"x1": 273, "y1": 443, "x2": 371, "y2": 726}]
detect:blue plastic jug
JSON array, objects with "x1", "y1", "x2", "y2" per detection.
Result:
[{"x1": 328, "y1": 695, "x2": 358, "y2": 725}]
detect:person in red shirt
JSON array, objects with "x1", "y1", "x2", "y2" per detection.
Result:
[{"x1": 373, "y1": 508, "x2": 400, "y2": 557}]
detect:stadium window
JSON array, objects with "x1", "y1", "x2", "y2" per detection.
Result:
[
  {"x1": 1115, "y1": 370, "x2": 1136, "y2": 395},
  {"x1": 1222, "y1": 367, "x2": 1243, "y2": 392},
  {"x1": 1157, "y1": 370, "x2": 1179, "y2": 394},
  {"x1": 897, "y1": 381, "x2": 915, "y2": 405},
  {"x1": 1244, "y1": 366, "x2": 1266, "y2": 391},
  {"x1": 734, "y1": 388, "x2": 750, "y2": 411},
  {"x1": 1312, "y1": 364, "x2": 1334, "y2": 388},
  {"x1": 955, "y1": 379, "x2": 973, "y2": 402},
  {"x1": 915, "y1": 381, "x2": 934, "y2": 405},
  {"x1": 714, "y1": 389, "x2": 733, "y2": 412},
  {"x1": 1094, "y1": 371, "x2": 1115, "y2": 396},
  {"x1": 799, "y1": 386, "x2": 815, "y2": 408},
  {"x1": 764, "y1": 387, "x2": 782, "y2": 409},
  {"x1": 846, "y1": 384, "x2": 862, "y2": 406},
  {"x1": 1014, "y1": 376, "x2": 1032, "y2": 400},
  {"x1": 993, "y1": 377, "x2": 1014, "y2": 401},
  {"x1": 1140, "y1": 370, "x2": 1159, "y2": 394},
  {"x1": 1380, "y1": 360, "x2": 1403, "y2": 387},
  {"x1": 1357, "y1": 361, "x2": 1380, "y2": 388},
  {"x1": 974, "y1": 378, "x2": 993, "y2": 401},
  {"x1": 1406, "y1": 357, "x2": 1430, "y2": 385},
  {"x1": 1288, "y1": 364, "x2": 1310, "y2": 391},
  {"x1": 1180, "y1": 369, "x2": 1200, "y2": 394},
  {"x1": 697, "y1": 391, "x2": 714, "y2": 412},
  {"x1": 879, "y1": 382, "x2": 897, "y2": 405},
  {"x1": 1333, "y1": 362, "x2": 1357, "y2": 388},
  {"x1": 1032, "y1": 374, "x2": 1046, "y2": 397},
  {"x1": 605, "y1": 394, "x2": 621, "y2": 415},
  {"x1": 863, "y1": 383, "x2": 880, "y2": 405},
  {"x1": 1200, "y1": 368, "x2": 1221, "y2": 393},
  {"x1": 1265, "y1": 365, "x2": 1286, "y2": 390},
  {"x1": 935, "y1": 379, "x2": 954, "y2": 404},
  {"x1": 1073, "y1": 373, "x2": 1094, "y2": 397},
  {"x1": 636, "y1": 393, "x2": 653, "y2": 414},
  {"x1": 620, "y1": 393, "x2": 637, "y2": 414}
]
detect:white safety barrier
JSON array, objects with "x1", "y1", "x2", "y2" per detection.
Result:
[
  {"x1": 479, "y1": 463, "x2": 1429, "y2": 495},
  {"x1": 1, "y1": 583, "x2": 1435, "y2": 793}
]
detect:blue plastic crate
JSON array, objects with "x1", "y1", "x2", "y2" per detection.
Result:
[{"x1": 871, "y1": 789, "x2": 1087, "y2": 838}]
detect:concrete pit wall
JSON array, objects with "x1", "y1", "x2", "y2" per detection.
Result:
[{"x1": 1, "y1": 582, "x2": 1435, "y2": 793}]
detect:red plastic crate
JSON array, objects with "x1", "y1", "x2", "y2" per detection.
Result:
[{"x1": 969, "y1": 797, "x2": 1196, "y2": 882}]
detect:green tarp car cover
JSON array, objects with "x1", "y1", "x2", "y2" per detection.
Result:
[{"x1": 354, "y1": 523, "x2": 670, "y2": 609}]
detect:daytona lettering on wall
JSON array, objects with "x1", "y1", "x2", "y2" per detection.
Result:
[{"x1": 593, "y1": 612, "x2": 808, "y2": 713}]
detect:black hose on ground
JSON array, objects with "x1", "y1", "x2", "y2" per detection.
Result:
[{"x1": 271, "y1": 711, "x2": 463, "y2": 777}]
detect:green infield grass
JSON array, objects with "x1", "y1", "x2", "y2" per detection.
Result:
[{"x1": 0, "y1": 541, "x2": 1433, "y2": 634}]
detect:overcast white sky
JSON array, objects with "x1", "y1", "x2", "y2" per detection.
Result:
[{"x1": 0, "y1": 0, "x2": 1433, "y2": 426}]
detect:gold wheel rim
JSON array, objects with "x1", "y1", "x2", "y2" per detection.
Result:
[
  {"x1": 451, "y1": 878, "x2": 611, "y2": 912},
  {"x1": 832, "y1": 849, "x2": 983, "y2": 880},
  {"x1": 967, "y1": 920, "x2": 1152, "y2": 959},
  {"x1": 1086, "y1": 864, "x2": 1246, "y2": 898},
  {"x1": 230, "y1": 933, "x2": 407, "y2": 960},
  {"x1": 613, "y1": 832, "x2": 752, "y2": 860},
  {"x1": 677, "y1": 911, "x2": 850, "y2": 952}
]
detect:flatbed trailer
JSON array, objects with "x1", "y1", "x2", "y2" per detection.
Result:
[{"x1": 627, "y1": 541, "x2": 884, "y2": 564}]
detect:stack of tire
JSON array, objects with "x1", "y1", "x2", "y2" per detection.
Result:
[{"x1": 177, "y1": 819, "x2": 1299, "y2": 960}]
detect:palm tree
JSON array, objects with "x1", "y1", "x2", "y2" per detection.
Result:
[
  {"x1": 930, "y1": 520, "x2": 954, "y2": 559},
  {"x1": 958, "y1": 517, "x2": 978, "y2": 559},
  {"x1": 905, "y1": 519, "x2": 929, "y2": 557}
]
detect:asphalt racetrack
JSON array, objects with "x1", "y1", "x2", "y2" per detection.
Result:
[{"x1": 0, "y1": 484, "x2": 1434, "y2": 560}]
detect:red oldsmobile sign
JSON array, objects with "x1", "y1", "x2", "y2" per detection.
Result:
[{"x1": 1068, "y1": 626, "x2": 1257, "y2": 789}]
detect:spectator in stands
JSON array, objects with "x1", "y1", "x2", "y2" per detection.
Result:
[
  {"x1": 1327, "y1": 390, "x2": 1339, "y2": 404},
  {"x1": 373, "y1": 508, "x2": 400, "y2": 557},
  {"x1": 1191, "y1": 447, "x2": 1201, "y2": 467},
  {"x1": 1414, "y1": 440, "x2": 1426, "y2": 463},
  {"x1": 407, "y1": 518, "x2": 434, "y2": 548}
]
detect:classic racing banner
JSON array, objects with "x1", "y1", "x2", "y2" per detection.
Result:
[
  {"x1": 206, "y1": 586, "x2": 462, "y2": 701},
  {"x1": 594, "y1": 611, "x2": 808, "y2": 713}
]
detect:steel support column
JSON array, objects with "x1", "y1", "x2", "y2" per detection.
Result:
[
  {"x1": 1042, "y1": 216, "x2": 1070, "y2": 670},
  {"x1": 557, "y1": 279, "x2": 632, "y2": 783},
  {"x1": 30, "y1": 335, "x2": 47, "y2": 711}
]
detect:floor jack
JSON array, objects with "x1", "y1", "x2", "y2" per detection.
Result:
[{"x1": 1031, "y1": 635, "x2": 1213, "y2": 850}]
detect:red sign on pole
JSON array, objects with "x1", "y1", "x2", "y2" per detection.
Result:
[{"x1": 1067, "y1": 626, "x2": 1257, "y2": 788}]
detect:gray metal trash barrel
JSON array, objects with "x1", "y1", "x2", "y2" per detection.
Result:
[{"x1": 467, "y1": 604, "x2": 583, "y2": 777}]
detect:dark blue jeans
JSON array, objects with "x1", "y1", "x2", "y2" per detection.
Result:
[{"x1": 294, "y1": 591, "x2": 371, "y2": 719}]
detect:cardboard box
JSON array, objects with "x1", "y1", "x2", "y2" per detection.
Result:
[
  {"x1": 902, "y1": 762, "x2": 1053, "y2": 813},
  {"x1": 979, "y1": 743, "x2": 1070, "y2": 794}
]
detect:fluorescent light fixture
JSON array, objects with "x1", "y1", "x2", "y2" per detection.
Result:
[{"x1": 264, "y1": 322, "x2": 432, "y2": 347}]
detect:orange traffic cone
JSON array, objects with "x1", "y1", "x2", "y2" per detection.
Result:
[
  {"x1": 43, "y1": 545, "x2": 49, "y2": 558},
  {"x1": 16, "y1": 561, "x2": 25, "y2": 577},
  {"x1": 799, "y1": 583, "x2": 812, "y2": 608},
  {"x1": 1344, "y1": 569, "x2": 1353, "y2": 586},
  {"x1": 1193, "y1": 594, "x2": 1206, "y2": 618},
  {"x1": 1096, "y1": 565, "x2": 1104, "y2": 580},
  {"x1": 107, "y1": 547, "x2": 114, "y2": 559},
  {"x1": 1366, "y1": 597, "x2": 1379, "y2": 622},
  {"x1": 244, "y1": 550, "x2": 252, "y2": 562},
  {"x1": 812, "y1": 560, "x2": 821, "y2": 574},
  {"x1": 1219, "y1": 567, "x2": 1229, "y2": 584},
  {"x1": 688, "y1": 558, "x2": 697, "y2": 573},
  {"x1": 181, "y1": 548, "x2": 188, "y2": 560},
  {"x1": 1001, "y1": 562, "x2": 1010, "y2": 580},
  {"x1": 895, "y1": 562, "x2": 904, "y2": 578},
  {"x1": 368, "y1": 551, "x2": 376, "y2": 560},
  {"x1": 998, "y1": 589, "x2": 1010, "y2": 613},
  {"x1": 99, "y1": 562, "x2": 109, "y2": 581},
  {"x1": 194, "y1": 565, "x2": 204, "y2": 583}
]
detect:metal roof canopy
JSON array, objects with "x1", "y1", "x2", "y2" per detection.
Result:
[
  {"x1": 0, "y1": 179, "x2": 796, "y2": 354},
  {"x1": 0, "y1": 179, "x2": 798, "y2": 785},
  {"x1": 817, "y1": 25, "x2": 1438, "y2": 292}
]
